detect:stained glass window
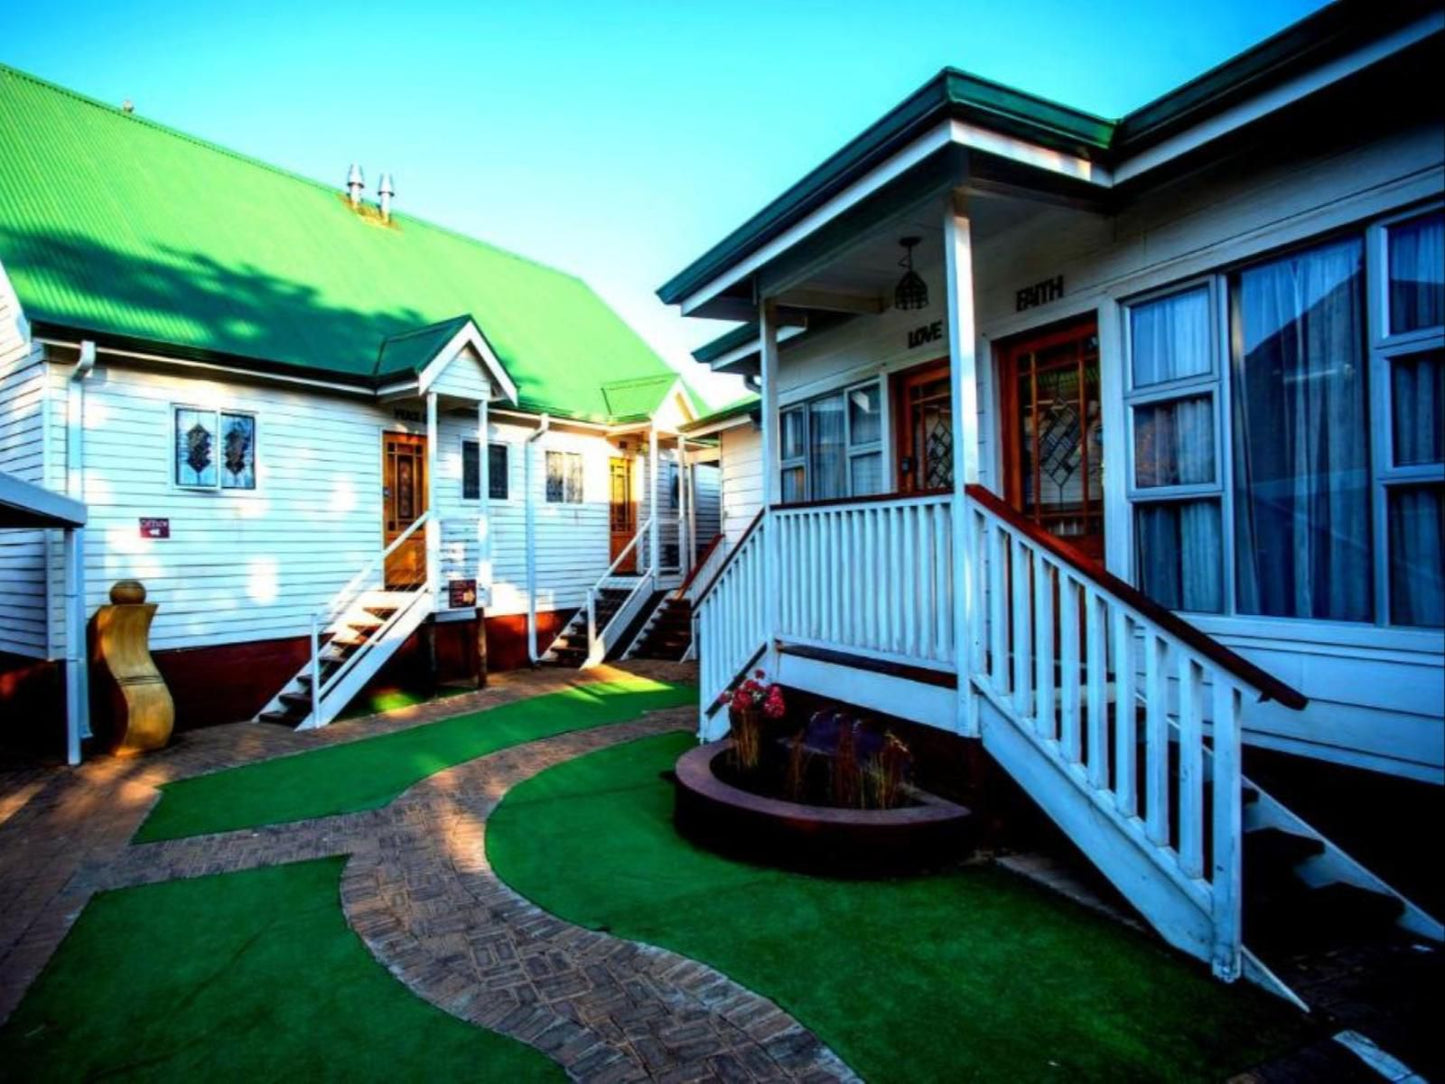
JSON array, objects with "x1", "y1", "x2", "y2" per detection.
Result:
[
  {"x1": 175, "y1": 408, "x2": 218, "y2": 488},
  {"x1": 219, "y1": 412, "x2": 256, "y2": 489}
]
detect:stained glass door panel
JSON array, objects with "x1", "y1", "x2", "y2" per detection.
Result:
[
  {"x1": 383, "y1": 432, "x2": 428, "y2": 588},
  {"x1": 609, "y1": 456, "x2": 636, "y2": 572},
  {"x1": 1002, "y1": 320, "x2": 1104, "y2": 560},
  {"x1": 896, "y1": 362, "x2": 953, "y2": 494}
]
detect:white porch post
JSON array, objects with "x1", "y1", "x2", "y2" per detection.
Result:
[
  {"x1": 944, "y1": 193, "x2": 981, "y2": 736},
  {"x1": 685, "y1": 442, "x2": 698, "y2": 566},
  {"x1": 477, "y1": 396, "x2": 491, "y2": 596},
  {"x1": 648, "y1": 425, "x2": 660, "y2": 577},
  {"x1": 759, "y1": 300, "x2": 782, "y2": 669},
  {"x1": 425, "y1": 391, "x2": 440, "y2": 599},
  {"x1": 677, "y1": 432, "x2": 690, "y2": 578}
]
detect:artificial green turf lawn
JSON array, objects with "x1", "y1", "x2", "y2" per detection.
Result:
[
  {"x1": 0, "y1": 857, "x2": 561, "y2": 1082},
  {"x1": 137, "y1": 677, "x2": 695, "y2": 843},
  {"x1": 488, "y1": 732, "x2": 1312, "y2": 1084}
]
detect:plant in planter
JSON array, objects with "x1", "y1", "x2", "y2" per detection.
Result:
[
  {"x1": 864, "y1": 731, "x2": 911, "y2": 810},
  {"x1": 717, "y1": 670, "x2": 786, "y2": 771}
]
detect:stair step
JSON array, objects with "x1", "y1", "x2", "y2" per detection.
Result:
[
  {"x1": 1308, "y1": 881, "x2": 1405, "y2": 928},
  {"x1": 1245, "y1": 827, "x2": 1325, "y2": 871},
  {"x1": 259, "y1": 710, "x2": 304, "y2": 727},
  {"x1": 279, "y1": 692, "x2": 312, "y2": 710}
]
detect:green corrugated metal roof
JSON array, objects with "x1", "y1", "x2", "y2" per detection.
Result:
[
  {"x1": 0, "y1": 64, "x2": 680, "y2": 424},
  {"x1": 601, "y1": 375, "x2": 678, "y2": 420},
  {"x1": 374, "y1": 315, "x2": 474, "y2": 378}
]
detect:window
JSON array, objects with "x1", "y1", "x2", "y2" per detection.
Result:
[
  {"x1": 174, "y1": 407, "x2": 255, "y2": 490},
  {"x1": 1124, "y1": 205, "x2": 1445, "y2": 628},
  {"x1": 667, "y1": 461, "x2": 680, "y2": 509},
  {"x1": 778, "y1": 379, "x2": 885, "y2": 502},
  {"x1": 545, "y1": 450, "x2": 583, "y2": 503},
  {"x1": 462, "y1": 441, "x2": 509, "y2": 500},
  {"x1": 1125, "y1": 285, "x2": 1222, "y2": 612}
]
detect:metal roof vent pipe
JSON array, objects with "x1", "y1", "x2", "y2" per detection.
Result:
[
  {"x1": 378, "y1": 173, "x2": 395, "y2": 223},
  {"x1": 346, "y1": 163, "x2": 365, "y2": 207}
]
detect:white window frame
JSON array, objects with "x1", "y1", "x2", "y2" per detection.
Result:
[
  {"x1": 171, "y1": 404, "x2": 259, "y2": 493},
  {"x1": 1122, "y1": 279, "x2": 1228, "y2": 613},
  {"x1": 545, "y1": 449, "x2": 584, "y2": 504},
  {"x1": 1123, "y1": 201, "x2": 1445, "y2": 629},
  {"x1": 777, "y1": 376, "x2": 886, "y2": 503},
  {"x1": 1367, "y1": 203, "x2": 1445, "y2": 626},
  {"x1": 460, "y1": 439, "x2": 510, "y2": 503}
]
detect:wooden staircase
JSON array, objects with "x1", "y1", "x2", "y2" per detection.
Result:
[
  {"x1": 256, "y1": 512, "x2": 435, "y2": 729},
  {"x1": 546, "y1": 585, "x2": 635, "y2": 667},
  {"x1": 627, "y1": 596, "x2": 694, "y2": 661}
]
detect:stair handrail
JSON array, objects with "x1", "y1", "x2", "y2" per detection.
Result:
[
  {"x1": 563, "y1": 516, "x2": 655, "y2": 663},
  {"x1": 314, "y1": 586, "x2": 431, "y2": 712},
  {"x1": 964, "y1": 485, "x2": 1305, "y2": 708},
  {"x1": 317, "y1": 510, "x2": 433, "y2": 627},
  {"x1": 690, "y1": 509, "x2": 766, "y2": 611},
  {"x1": 676, "y1": 532, "x2": 725, "y2": 600}
]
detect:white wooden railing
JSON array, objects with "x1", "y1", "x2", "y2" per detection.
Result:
[
  {"x1": 574, "y1": 517, "x2": 654, "y2": 666},
  {"x1": 693, "y1": 513, "x2": 769, "y2": 720},
  {"x1": 691, "y1": 485, "x2": 1307, "y2": 979},
  {"x1": 773, "y1": 494, "x2": 955, "y2": 670}
]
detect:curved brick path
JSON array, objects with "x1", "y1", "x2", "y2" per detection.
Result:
[{"x1": 0, "y1": 665, "x2": 857, "y2": 1082}]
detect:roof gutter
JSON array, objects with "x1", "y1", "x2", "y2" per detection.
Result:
[{"x1": 524, "y1": 413, "x2": 550, "y2": 665}]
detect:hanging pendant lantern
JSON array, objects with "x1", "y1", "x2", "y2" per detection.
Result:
[{"x1": 894, "y1": 236, "x2": 928, "y2": 311}]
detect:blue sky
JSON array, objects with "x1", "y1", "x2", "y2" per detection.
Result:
[{"x1": 2, "y1": 0, "x2": 1326, "y2": 405}]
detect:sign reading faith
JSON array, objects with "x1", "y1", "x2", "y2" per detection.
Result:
[
  {"x1": 1016, "y1": 274, "x2": 1064, "y2": 312},
  {"x1": 448, "y1": 579, "x2": 478, "y2": 609},
  {"x1": 907, "y1": 319, "x2": 944, "y2": 350},
  {"x1": 139, "y1": 517, "x2": 170, "y2": 539}
]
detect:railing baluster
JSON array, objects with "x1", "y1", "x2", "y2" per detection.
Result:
[
  {"x1": 902, "y1": 506, "x2": 917, "y2": 659},
  {"x1": 1011, "y1": 537, "x2": 1033, "y2": 718},
  {"x1": 1112, "y1": 604, "x2": 1137, "y2": 818},
  {"x1": 987, "y1": 522, "x2": 1006, "y2": 690},
  {"x1": 1178, "y1": 653, "x2": 1205, "y2": 878},
  {"x1": 1058, "y1": 576, "x2": 1081, "y2": 763},
  {"x1": 1085, "y1": 589, "x2": 1108, "y2": 789},
  {"x1": 1210, "y1": 678, "x2": 1243, "y2": 980},
  {"x1": 1144, "y1": 633, "x2": 1170, "y2": 846},
  {"x1": 1034, "y1": 553, "x2": 1055, "y2": 741}
]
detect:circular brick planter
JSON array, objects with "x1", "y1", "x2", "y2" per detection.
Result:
[{"x1": 673, "y1": 740, "x2": 973, "y2": 876}]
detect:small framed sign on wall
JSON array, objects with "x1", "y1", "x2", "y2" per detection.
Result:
[{"x1": 139, "y1": 517, "x2": 170, "y2": 539}]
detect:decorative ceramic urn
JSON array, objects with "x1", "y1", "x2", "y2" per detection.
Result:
[{"x1": 94, "y1": 580, "x2": 174, "y2": 754}]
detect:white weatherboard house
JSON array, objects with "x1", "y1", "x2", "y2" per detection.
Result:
[
  {"x1": 0, "y1": 64, "x2": 720, "y2": 750},
  {"x1": 664, "y1": 2, "x2": 1444, "y2": 1003}
]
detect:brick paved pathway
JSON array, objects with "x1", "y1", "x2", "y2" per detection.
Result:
[{"x1": 0, "y1": 664, "x2": 857, "y2": 1082}]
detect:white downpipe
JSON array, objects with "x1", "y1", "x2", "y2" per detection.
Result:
[
  {"x1": 525, "y1": 414, "x2": 551, "y2": 664},
  {"x1": 64, "y1": 341, "x2": 96, "y2": 763}
]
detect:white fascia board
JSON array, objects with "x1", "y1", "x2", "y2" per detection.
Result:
[
  {"x1": 708, "y1": 325, "x2": 807, "y2": 372},
  {"x1": 680, "y1": 412, "x2": 755, "y2": 439},
  {"x1": 35, "y1": 337, "x2": 376, "y2": 396},
  {"x1": 1114, "y1": 12, "x2": 1445, "y2": 184},
  {"x1": 417, "y1": 321, "x2": 519, "y2": 404},
  {"x1": 0, "y1": 471, "x2": 86, "y2": 528}
]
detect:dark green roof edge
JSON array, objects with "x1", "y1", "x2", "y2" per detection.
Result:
[
  {"x1": 658, "y1": 0, "x2": 1433, "y2": 306},
  {"x1": 681, "y1": 393, "x2": 760, "y2": 432},
  {"x1": 657, "y1": 70, "x2": 1113, "y2": 305},
  {"x1": 692, "y1": 323, "x2": 759, "y2": 364}
]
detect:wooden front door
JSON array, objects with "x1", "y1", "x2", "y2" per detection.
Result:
[
  {"x1": 609, "y1": 456, "x2": 636, "y2": 572},
  {"x1": 895, "y1": 360, "x2": 953, "y2": 494},
  {"x1": 999, "y1": 318, "x2": 1105, "y2": 561},
  {"x1": 383, "y1": 432, "x2": 427, "y2": 588}
]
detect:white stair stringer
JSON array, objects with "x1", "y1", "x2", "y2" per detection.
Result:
[
  {"x1": 256, "y1": 588, "x2": 433, "y2": 729},
  {"x1": 976, "y1": 693, "x2": 1220, "y2": 966}
]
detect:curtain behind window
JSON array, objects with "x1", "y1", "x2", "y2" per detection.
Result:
[
  {"x1": 809, "y1": 395, "x2": 846, "y2": 500},
  {"x1": 1232, "y1": 237, "x2": 1371, "y2": 621}
]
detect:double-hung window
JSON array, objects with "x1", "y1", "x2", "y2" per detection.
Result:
[
  {"x1": 1374, "y1": 210, "x2": 1445, "y2": 627},
  {"x1": 778, "y1": 379, "x2": 885, "y2": 502},
  {"x1": 545, "y1": 450, "x2": 584, "y2": 504},
  {"x1": 1125, "y1": 205, "x2": 1444, "y2": 629},
  {"x1": 462, "y1": 441, "x2": 509, "y2": 501},
  {"x1": 1126, "y1": 284, "x2": 1223, "y2": 613}
]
